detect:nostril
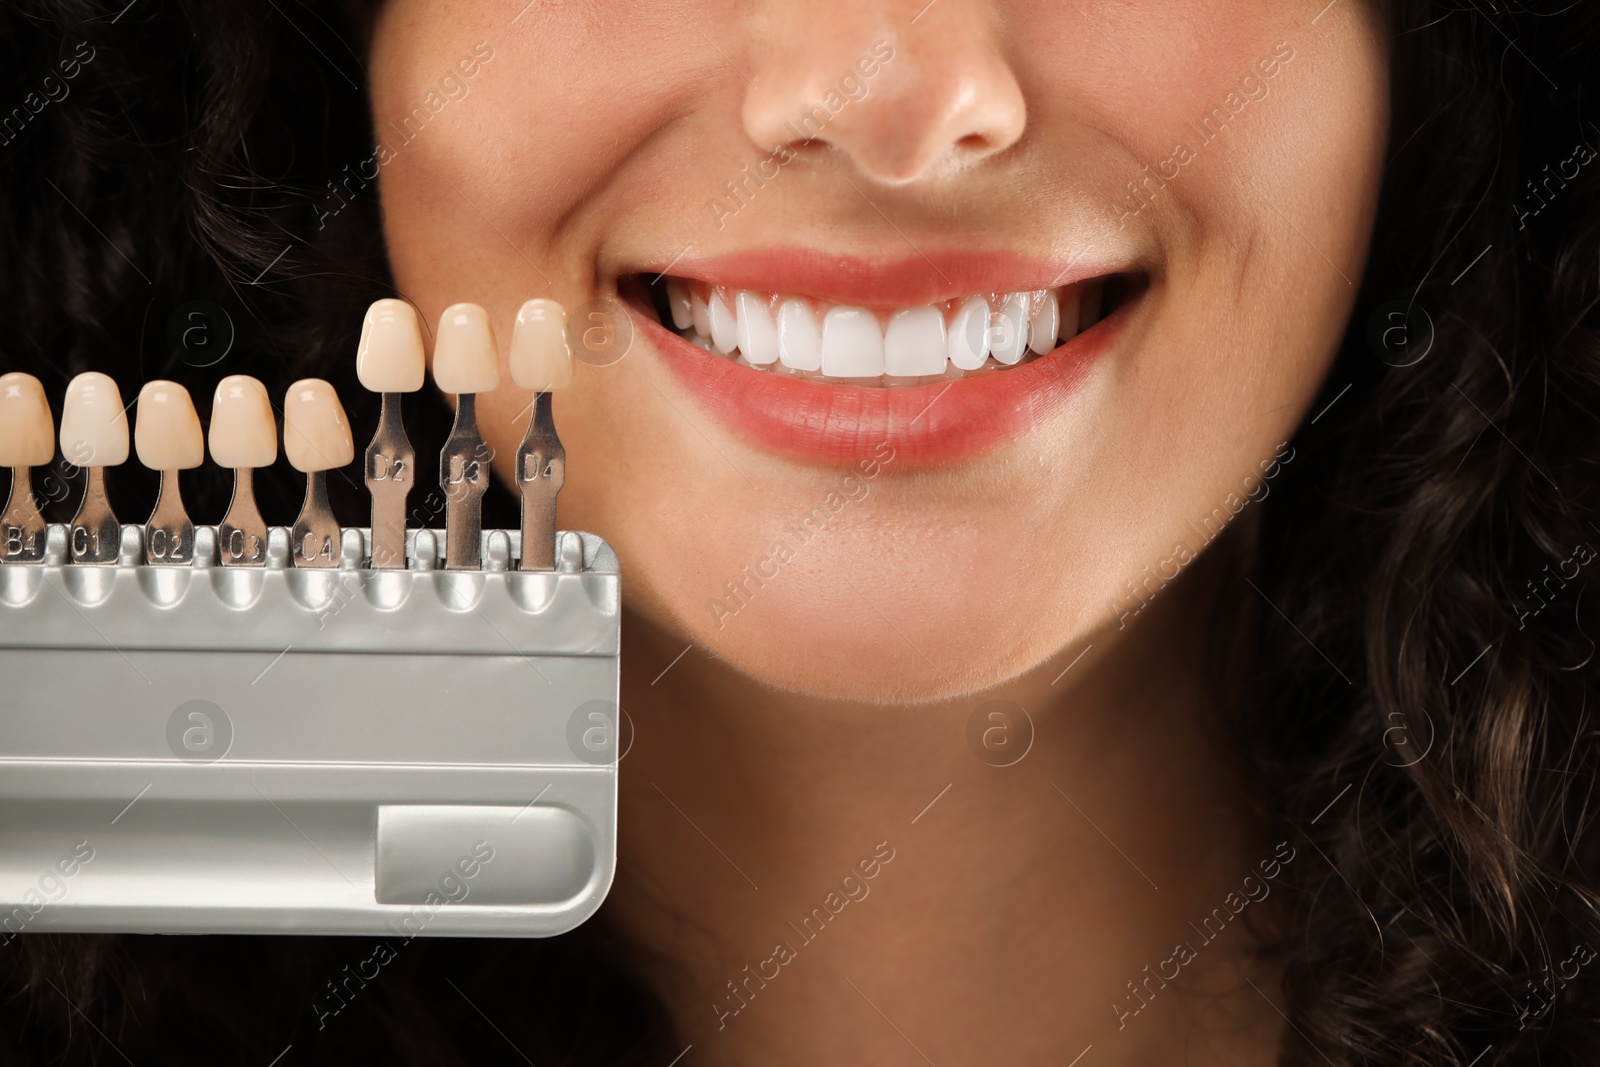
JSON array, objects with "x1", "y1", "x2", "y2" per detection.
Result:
[{"x1": 955, "y1": 133, "x2": 991, "y2": 153}]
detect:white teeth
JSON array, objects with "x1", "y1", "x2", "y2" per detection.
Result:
[
  {"x1": 1079, "y1": 284, "x2": 1102, "y2": 333},
  {"x1": 820, "y1": 307, "x2": 885, "y2": 378},
  {"x1": 690, "y1": 291, "x2": 711, "y2": 338},
  {"x1": 735, "y1": 291, "x2": 779, "y2": 365},
  {"x1": 708, "y1": 290, "x2": 739, "y2": 354},
  {"x1": 1059, "y1": 289, "x2": 1082, "y2": 344},
  {"x1": 884, "y1": 307, "x2": 947, "y2": 376},
  {"x1": 666, "y1": 279, "x2": 694, "y2": 330},
  {"x1": 1030, "y1": 291, "x2": 1060, "y2": 355},
  {"x1": 948, "y1": 296, "x2": 991, "y2": 371},
  {"x1": 665, "y1": 278, "x2": 1116, "y2": 382},
  {"x1": 991, "y1": 293, "x2": 1029, "y2": 366},
  {"x1": 777, "y1": 298, "x2": 822, "y2": 372}
]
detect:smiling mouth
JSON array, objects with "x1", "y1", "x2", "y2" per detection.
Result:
[{"x1": 630, "y1": 272, "x2": 1143, "y2": 387}]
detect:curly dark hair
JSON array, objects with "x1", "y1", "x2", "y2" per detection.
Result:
[{"x1": 0, "y1": 0, "x2": 1596, "y2": 1063}]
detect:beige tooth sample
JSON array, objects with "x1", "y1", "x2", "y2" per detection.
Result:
[
  {"x1": 210, "y1": 375, "x2": 276, "y2": 567},
  {"x1": 134, "y1": 380, "x2": 203, "y2": 564},
  {"x1": 358, "y1": 298, "x2": 427, "y2": 392},
  {"x1": 433, "y1": 302, "x2": 500, "y2": 394},
  {"x1": 60, "y1": 371, "x2": 128, "y2": 564},
  {"x1": 284, "y1": 378, "x2": 352, "y2": 568},
  {"x1": 358, "y1": 299, "x2": 425, "y2": 569},
  {"x1": 0, "y1": 372, "x2": 54, "y2": 563},
  {"x1": 509, "y1": 299, "x2": 570, "y2": 571},
  {"x1": 509, "y1": 299, "x2": 572, "y2": 392},
  {"x1": 434, "y1": 303, "x2": 497, "y2": 570}
]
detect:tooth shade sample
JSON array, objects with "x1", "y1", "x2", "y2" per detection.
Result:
[
  {"x1": 735, "y1": 291, "x2": 779, "y2": 365},
  {"x1": 820, "y1": 307, "x2": 885, "y2": 378},
  {"x1": 1030, "y1": 291, "x2": 1060, "y2": 355},
  {"x1": 690, "y1": 291, "x2": 711, "y2": 337},
  {"x1": 59, "y1": 372, "x2": 129, "y2": 467},
  {"x1": 777, "y1": 299, "x2": 822, "y2": 371},
  {"x1": 992, "y1": 294, "x2": 1029, "y2": 366},
  {"x1": 283, "y1": 378, "x2": 354, "y2": 472},
  {"x1": 666, "y1": 279, "x2": 694, "y2": 330},
  {"x1": 883, "y1": 307, "x2": 948, "y2": 376},
  {"x1": 948, "y1": 296, "x2": 991, "y2": 371},
  {"x1": 1059, "y1": 289, "x2": 1082, "y2": 342},
  {"x1": 432, "y1": 303, "x2": 500, "y2": 394},
  {"x1": 357, "y1": 299, "x2": 427, "y2": 393},
  {"x1": 134, "y1": 381, "x2": 204, "y2": 470},
  {"x1": 708, "y1": 291, "x2": 739, "y2": 354},
  {"x1": 510, "y1": 299, "x2": 573, "y2": 391},
  {"x1": 0, "y1": 373, "x2": 54, "y2": 467},
  {"x1": 209, "y1": 375, "x2": 278, "y2": 468}
]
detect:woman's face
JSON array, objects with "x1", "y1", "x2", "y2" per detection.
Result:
[{"x1": 370, "y1": 0, "x2": 1387, "y2": 703}]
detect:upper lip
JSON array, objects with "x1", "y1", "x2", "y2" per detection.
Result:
[{"x1": 623, "y1": 247, "x2": 1132, "y2": 307}]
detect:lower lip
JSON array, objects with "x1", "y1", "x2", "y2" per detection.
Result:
[{"x1": 635, "y1": 298, "x2": 1132, "y2": 466}]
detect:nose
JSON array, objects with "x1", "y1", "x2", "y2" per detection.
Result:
[{"x1": 741, "y1": 2, "x2": 1027, "y2": 186}]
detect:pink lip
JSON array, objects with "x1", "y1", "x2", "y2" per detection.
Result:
[
  {"x1": 634, "y1": 297, "x2": 1135, "y2": 468},
  {"x1": 646, "y1": 249, "x2": 1116, "y2": 306}
]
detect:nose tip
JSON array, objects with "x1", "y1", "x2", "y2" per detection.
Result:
[{"x1": 741, "y1": 23, "x2": 1026, "y2": 186}]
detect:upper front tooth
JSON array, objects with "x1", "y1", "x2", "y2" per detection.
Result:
[
  {"x1": 735, "y1": 291, "x2": 779, "y2": 365},
  {"x1": 690, "y1": 291, "x2": 711, "y2": 337},
  {"x1": 820, "y1": 307, "x2": 885, "y2": 378},
  {"x1": 992, "y1": 293, "x2": 1029, "y2": 366},
  {"x1": 1059, "y1": 288, "x2": 1082, "y2": 342},
  {"x1": 948, "y1": 296, "x2": 991, "y2": 371},
  {"x1": 777, "y1": 298, "x2": 822, "y2": 371},
  {"x1": 708, "y1": 290, "x2": 739, "y2": 353},
  {"x1": 1030, "y1": 291, "x2": 1059, "y2": 355},
  {"x1": 666, "y1": 279, "x2": 694, "y2": 330},
  {"x1": 884, "y1": 307, "x2": 947, "y2": 376}
]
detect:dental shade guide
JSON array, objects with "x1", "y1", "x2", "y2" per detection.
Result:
[
  {"x1": 433, "y1": 303, "x2": 498, "y2": 571},
  {"x1": 0, "y1": 298, "x2": 618, "y2": 939},
  {"x1": 509, "y1": 299, "x2": 572, "y2": 572},
  {"x1": 0, "y1": 372, "x2": 53, "y2": 563}
]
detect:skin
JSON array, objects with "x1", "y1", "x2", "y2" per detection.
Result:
[{"x1": 369, "y1": 1, "x2": 1388, "y2": 1063}]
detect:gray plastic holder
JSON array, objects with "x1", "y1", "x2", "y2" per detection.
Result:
[{"x1": 0, "y1": 523, "x2": 621, "y2": 938}]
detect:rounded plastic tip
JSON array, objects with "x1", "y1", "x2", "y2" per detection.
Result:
[
  {"x1": 59, "y1": 371, "x2": 129, "y2": 467},
  {"x1": 432, "y1": 303, "x2": 501, "y2": 394},
  {"x1": 0, "y1": 372, "x2": 55, "y2": 468},
  {"x1": 209, "y1": 374, "x2": 278, "y2": 469},
  {"x1": 357, "y1": 298, "x2": 427, "y2": 393},
  {"x1": 283, "y1": 378, "x2": 354, "y2": 473}
]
